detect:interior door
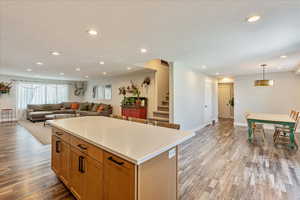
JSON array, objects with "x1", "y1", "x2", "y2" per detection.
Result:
[
  {"x1": 218, "y1": 83, "x2": 233, "y2": 118},
  {"x1": 204, "y1": 81, "x2": 213, "y2": 125}
]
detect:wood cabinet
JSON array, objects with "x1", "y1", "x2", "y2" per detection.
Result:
[
  {"x1": 121, "y1": 106, "x2": 147, "y2": 119},
  {"x1": 51, "y1": 135, "x2": 70, "y2": 186},
  {"x1": 51, "y1": 127, "x2": 177, "y2": 200},
  {"x1": 69, "y1": 147, "x2": 86, "y2": 200},
  {"x1": 103, "y1": 152, "x2": 135, "y2": 200}
]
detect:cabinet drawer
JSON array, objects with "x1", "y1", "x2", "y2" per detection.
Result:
[
  {"x1": 104, "y1": 151, "x2": 134, "y2": 170},
  {"x1": 71, "y1": 135, "x2": 103, "y2": 164},
  {"x1": 52, "y1": 128, "x2": 70, "y2": 143}
]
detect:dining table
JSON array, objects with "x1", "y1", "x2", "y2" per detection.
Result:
[{"x1": 246, "y1": 112, "x2": 297, "y2": 149}]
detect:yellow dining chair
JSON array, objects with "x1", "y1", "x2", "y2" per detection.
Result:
[
  {"x1": 244, "y1": 112, "x2": 265, "y2": 142},
  {"x1": 273, "y1": 112, "x2": 299, "y2": 150}
]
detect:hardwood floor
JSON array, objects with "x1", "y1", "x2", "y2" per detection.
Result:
[
  {"x1": 0, "y1": 120, "x2": 299, "y2": 200},
  {"x1": 178, "y1": 119, "x2": 300, "y2": 200},
  {"x1": 0, "y1": 123, "x2": 74, "y2": 200}
]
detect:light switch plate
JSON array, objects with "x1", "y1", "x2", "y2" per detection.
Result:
[{"x1": 168, "y1": 148, "x2": 176, "y2": 159}]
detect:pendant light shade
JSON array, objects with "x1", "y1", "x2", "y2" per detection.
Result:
[{"x1": 254, "y1": 64, "x2": 274, "y2": 86}]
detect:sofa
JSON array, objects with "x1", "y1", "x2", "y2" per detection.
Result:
[{"x1": 26, "y1": 102, "x2": 112, "y2": 122}]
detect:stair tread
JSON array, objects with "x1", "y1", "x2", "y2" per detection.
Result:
[
  {"x1": 158, "y1": 105, "x2": 169, "y2": 108},
  {"x1": 153, "y1": 111, "x2": 169, "y2": 114},
  {"x1": 148, "y1": 117, "x2": 169, "y2": 122}
]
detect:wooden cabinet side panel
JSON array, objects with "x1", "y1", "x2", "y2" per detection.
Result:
[{"x1": 137, "y1": 147, "x2": 178, "y2": 200}]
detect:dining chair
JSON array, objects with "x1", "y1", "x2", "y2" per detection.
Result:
[
  {"x1": 273, "y1": 111, "x2": 299, "y2": 150},
  {"x1": 155, "y1": 121, "x2": 180, "y2": 130},
  {"x1": 128, "y1": 117, "x2": 148, "y2": 124},
  {"x1": 110, "y1": 114, "x2": 127, "y2": 120},
  {"x1": 244, "y1": 112, "x2": 266, "y2": 142}
]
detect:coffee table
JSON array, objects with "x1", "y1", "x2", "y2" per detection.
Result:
[{"x1": 44, "y1": 113, "x2": 77, "y2": 126}]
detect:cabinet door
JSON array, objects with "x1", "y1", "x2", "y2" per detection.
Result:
[
  {"x1": 59, "y1": 141, "x2": 70, "y2": 186},
  {"x1": 104, "y1": 152, "x2": 135, "y2": 200},
  {"x1": 70, "y1": 147, "x2": 86, "y2": 200},
  {"x1": 84, "y1": 157, "x2": 104, "y2": 200},
  {"x1": 51, "y1": 135, "x2": 61, "y2": 174}
]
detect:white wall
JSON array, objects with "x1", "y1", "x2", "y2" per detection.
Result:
[
  {"x1": 85, "y1": 71, "x2": 156, "y2": 118},
  {"x1": 172, "y1": 63, "x2": 218, "y2": 130},
  {"x1": 145, "y1": 59, "x2": 169, "y2": 108},
  {"x1": 234, "y1": 71, "x2": 300, "y2": 125}
]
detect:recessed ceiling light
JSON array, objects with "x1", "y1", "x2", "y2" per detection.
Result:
[
  {"x1": 85, "y1": 75, "x2": 89, "y2": 78},
  {"x1": 246, "y1": 15, "x2": 261, "y2": 23},
  {"x1": 103, "y1": 72, "x2": 107, "y2": 75},
  {"x1": 201, "y1": 65, "x2": 207, "y2": 69},
  {"x1": 215, "y1": 72, "x2": 220, "y2": 75},
  {"x1": 140, "y1": 48, "x2": 147, "y2": 53},
  {"x1": 36, "y1": 62, "x2": 43, "y2": 66},
  {"x1": 51, "y1": 51, "x2": 61, "y2": 56},
  {"x1": 127, "y1": 67, "x2": 132, "y2": 70},
  {"x1": 59, "y1": 72, "x2": 64, "y2": 76},
  {"x1": 26, "y1": 68, "x2": 32, "y2": 72},
  {"x1": 87, "y1": 29, "x2": 98, "y2": 36},
  {"x1": 76, "y1": 68, "x2": 81, "y2": 71},
  {"x1": 99, "y1": 61, "x2": 105, "y2": 65},
  {"x1": 280, "y1": 55, "x2": 287, "y2": 59}
]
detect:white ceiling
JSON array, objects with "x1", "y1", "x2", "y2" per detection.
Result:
[{"x1": 1, "y1": 0, "x2": 300, "y2": 80}]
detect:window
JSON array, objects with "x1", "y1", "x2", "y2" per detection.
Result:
[
  {"x1": 93, "y1": 84, "x2": 112, "y2": 100},
  {"x1": 17, "y1": 82, "x2": 69, "y2": 109}
]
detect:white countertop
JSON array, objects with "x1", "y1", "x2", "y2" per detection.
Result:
[{"x1": 49, "y1": 116, "x2": 195, "y2": 165}]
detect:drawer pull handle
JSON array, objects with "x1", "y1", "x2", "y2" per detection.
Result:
[
  {"x1": 55, "y1": 132, "x2": 63, "y2": 136},
  {"x1": 55, "y1": 140, "x2": 61, "y2": 153},
  {"x1": 77, "y1": 144, "x2": 88, "y2": 150},
  {"x1": 78, "y1": 156, "x2": 85, "y2": 173},
  {"x1": 108, "y1": 156, "x2": 124, "y2": 166}
]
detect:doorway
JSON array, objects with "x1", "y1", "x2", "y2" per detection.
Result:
[{"x1": 218, "y1": 83, "x2": 234, "y2": 119}]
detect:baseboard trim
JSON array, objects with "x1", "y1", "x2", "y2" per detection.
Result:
[
  {"x1": 234, "y1": 122, "x2": 300, "y2": 133},
  {"x1": 188, "y1": 118, "x2": 219, "y2": 132}
]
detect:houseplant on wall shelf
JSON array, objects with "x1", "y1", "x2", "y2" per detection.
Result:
[{"x1": 0, "y1": 82, "x2": 12, "y2": 95}]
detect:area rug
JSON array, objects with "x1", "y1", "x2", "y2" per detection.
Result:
[{"x1": 18, "y1": 120, "x2": 51, "y2": 145}]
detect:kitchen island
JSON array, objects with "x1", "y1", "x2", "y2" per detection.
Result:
[{"x1": 49, "y1": 116, "x2": 195, "y2": 200}]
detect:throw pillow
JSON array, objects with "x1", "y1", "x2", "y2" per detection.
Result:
[
  {"x1": 97, "y1": 105, "x2": 105, "y2": 113},
  {"x1": 71, "y1": 103, "x2": 79, "y2": 110},
  {"x1": 91, "y1": 104, "x2": 99, "y2": 112}
]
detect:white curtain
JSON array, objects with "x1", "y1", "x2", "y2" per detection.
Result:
[{"x1": 16, "y1": 82, "x2": 69, "y2": 119}]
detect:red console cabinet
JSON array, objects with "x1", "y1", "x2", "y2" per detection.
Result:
[{"x1": 121, "y1": 106, "x2": 147, "y2": 119}]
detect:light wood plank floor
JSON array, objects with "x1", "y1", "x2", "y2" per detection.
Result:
[
  {"x1": 0, "y1": 120, "x2": 300, "y2": 200},
  {"x1": 178, "y1": 119, "x2": 300, "y2": 200}
]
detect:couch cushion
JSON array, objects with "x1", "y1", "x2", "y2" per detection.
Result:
[
  {"x1": 42, "y1": 104, "x2": 62, "y2": 111},
  {"x1": 77, "y1": 111, "x2": 100, "y2": 116},
  {"x1": 27, "y1": 104, "x2": 46, "y2": 111},
  {"x1": 29, "y1": 111, "x2": 53, "y2": 118},
  {"x1": 62, "y1": 102, "x2": 77, "y2": 109},
  {"x1": 53, "y1": 109, "x2": 76, "y2": 114},
  {"x1": 79, "y1": 102, "x2": 90, "y2": 111}
]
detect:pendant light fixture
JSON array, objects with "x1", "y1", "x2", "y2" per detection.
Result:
[{"x1": 254, "y1": 64, "x2": 274, "y2": 86}]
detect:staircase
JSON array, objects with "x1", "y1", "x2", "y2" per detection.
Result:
[{"x1": 148, "y1": 92, "x2": 169, "y2": 123}]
